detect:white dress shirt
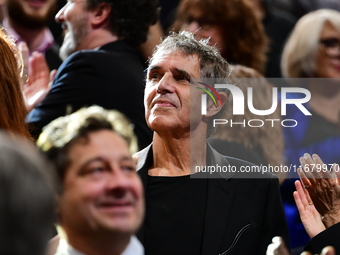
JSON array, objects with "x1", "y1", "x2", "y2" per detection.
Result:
[{"x1": 55, "y1": 235, "x2": 144, "y2": 255}]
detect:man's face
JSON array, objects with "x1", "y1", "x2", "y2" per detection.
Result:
[
  {"x1": 6, "y1": 0, "x2": 57, "y2": 29},
  {"x1": 316, "y1": 22, "x2": 340, "y2": 78},
  {"x1": 59, "y1": 130, "x2": 144, "y2": 237},
  {"x1": 55, "y1": 0, "x2": 89, "y2": 60},
  {"x1": 145, "y1": 50, "x2": 203, "y2": 133}
]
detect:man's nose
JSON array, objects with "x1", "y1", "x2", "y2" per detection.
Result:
[
  {"x1": 105, "y1": 171, "x2": 132, "y2": 197},
  {"x1": 55, "y1": 6, "x2": 65, "y2": 24},
  {"x1": 156, "y1": 73, "x2": 176, "y2": 94}
]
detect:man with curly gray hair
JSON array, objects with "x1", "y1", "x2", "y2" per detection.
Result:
[{"x1": 136, "y1": 31, "x2": 290, "y2": 255}]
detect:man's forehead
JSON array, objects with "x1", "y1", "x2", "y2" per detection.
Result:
[
  {"x1": 149, "y1": 50, "x2": 200, "y2": 73},
  {"x1": 150, "y1": 50, "x2": 199, "y2": 66},
  {"x1": 69, "y1": 130, "x2": 132, "y2": 159}
]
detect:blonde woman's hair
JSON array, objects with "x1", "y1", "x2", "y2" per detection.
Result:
[{"x1": 282, "y1": 9, "x2": 340, "y2": 78}]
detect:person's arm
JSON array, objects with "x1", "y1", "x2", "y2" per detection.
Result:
[
  {"x1": 298, "y1": 154, "x2": 340, "y2": 228},
  {"x1": 26, "y1": 51, "x2": 99, "y2": 139},
  {"x1": 295, "y1": 154, "x2": 340, "y2": 254},
  {"x1": 301, "y1": 246, "x2": 336, "y2": 255},
  {"x1": 23, "y1": 51, "x2": 56, "y2": 112},
  {"x1": 293, "y1": 180, "x2": 326, "y2": 237},
  {"x1": 304, "y1": 223, "x2": 340, "y2": 254}
]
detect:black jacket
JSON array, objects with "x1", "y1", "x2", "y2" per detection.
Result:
[
  {"x1": 304, "y1": 223, "x2": 340, "y2": 254},
  {"x1": 136, "y1": 143, "x2": 290, "y2": 255},
  {"x1": 27, "y1": 40, "x2": 152, "y2": 149}
]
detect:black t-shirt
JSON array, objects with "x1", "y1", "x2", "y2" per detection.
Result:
[{"x1": 144, "y1": 173, "x2": 208, "y2": 255}]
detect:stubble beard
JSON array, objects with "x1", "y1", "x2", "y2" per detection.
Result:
[
  {"x1": 6, "y1": 0, "x2": 56, "y2": 30},
  {"x1": 59, "y1": 16, "x2": 89, "y2": 61}
]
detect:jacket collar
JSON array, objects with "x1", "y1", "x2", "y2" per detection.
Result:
[
  {"x1": 136, "y1": 143, "x2": 237, "y2": 254},
  {"x1": 136, "y1": 143, "x2": 234, "y2": 179},
  {"x1": 98, "y1": 40, "x2": 138, "y2": 54}
]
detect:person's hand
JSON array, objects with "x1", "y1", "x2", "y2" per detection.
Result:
[
  {"x1": 301, "y1": 246, "x2": 336, "y2": 255},
  {"x1": 298, "y1": 153, "x2": 340, "y2": 228},
  {"x1": 293, "y1": 180, "x2": 326, "y2": 237},
  {"x1": 23, "y1": 51, "x2": 56, "y2": 112},
  {"x1": 17, "y1": 42, "x2": 29, "y2": 86},
  {"x1": 266, "y1": 236, "x2": 290, "y2": 255}
]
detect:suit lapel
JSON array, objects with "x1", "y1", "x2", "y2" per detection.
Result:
[
  {"x1": 136, "y1": 144, "x2": 237, "y2": 254},
  {"x1": 135, "y1": 144, "x2": 152, "y2": 185},
  {"x1": 201, "y1": 146, "x2": 237, "y2": 255},
  {"x1": 135, "y1": 144, "x2": 153, "y2": 244}
]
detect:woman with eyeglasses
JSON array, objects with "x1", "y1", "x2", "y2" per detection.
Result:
[
  {"x1": 279, "y1": 9, "x2": 340, "y2": 251},
  {"x1": 282, "y1": 9, "x2": 340, "y2": 172}
]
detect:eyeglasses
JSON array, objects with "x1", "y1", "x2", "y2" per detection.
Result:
[{"x1": 319, "y1": 38, "x2": 340, "y2": 57}]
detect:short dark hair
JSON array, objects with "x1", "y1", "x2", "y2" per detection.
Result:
[
  {"x1": 0, "y1": 131, "x2": 56, "y2": 255},
  {"x1": 37, "y1": 106, "x2": 138, "y2": 190},
  {"x1": 85, "y1": 0, "x2": 159, "y2": 46},
  {"x1": 149, "y1": 31, "x2": 230, "y2": 137}
]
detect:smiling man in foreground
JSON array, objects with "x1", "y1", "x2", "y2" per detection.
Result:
[{"x1": 37, "y1": 106, "x2": 144, "y2": 255}]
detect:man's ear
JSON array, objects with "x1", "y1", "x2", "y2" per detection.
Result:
[
  {"x1": 90, "y1": 2, "x2": 111, "y2": 27},
  {"x1": 205, "y1": 91, "x2": 228, "y2": 117}
]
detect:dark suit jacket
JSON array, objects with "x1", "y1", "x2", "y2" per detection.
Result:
[
  {"x1": 27, "y1": 40, "x2": 152, "y2": 149},
  {"x1": 45, "y1": 42, "x2": 62, "y2": 71},
  {"x1": 135, "y1": 144, "x2": 290, "y2": 255},
  {"x1": 304, "y1": 223, "x2": 340, "y2": 254}
]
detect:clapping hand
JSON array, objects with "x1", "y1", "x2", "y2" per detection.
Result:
[
  {"x1": 18, "y1": 44, "x2": 56, "y2": 113},
  {"x1": 293, "y1": 180, "x2": 325, "y2": 237},
  {"x1": 298, "y1": 153, "x2": 340, "y2": 228}
]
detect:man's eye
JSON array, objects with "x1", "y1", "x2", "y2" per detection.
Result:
[
  {"x1": 122, "y1": 165, "x2": 135, "y2": 172},
  {"x1": 89, "y1": 167, "x2": 105, "y2": 174},
  {"x1": 149, "y1": 73, "x2": 160, "y2": 80},
  {"x1": 82, "y1": 165, "x2": 108, "y2": 176},
  {"x1": 176, "y1": 75, "x2": 190, "y2": 83}
]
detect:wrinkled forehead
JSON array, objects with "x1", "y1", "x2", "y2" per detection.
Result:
[
  {"x1": 148, "y1": 49, "x2": 201, "y2": 76},
  {"x1": 66, "y1": 130, "x2": 134, "y2": 166}
]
